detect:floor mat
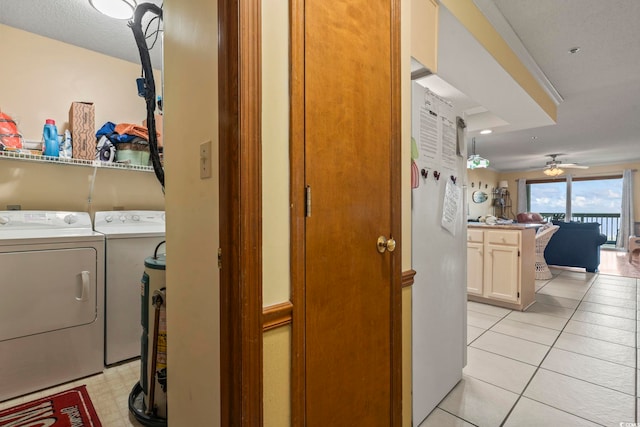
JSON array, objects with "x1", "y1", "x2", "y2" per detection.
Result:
[{"x1": 0, "y1": 385, "x2": 101, "y2": 427}]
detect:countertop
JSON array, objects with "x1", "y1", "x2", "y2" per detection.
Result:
[{"x1": 467, "y1": 222, "x2": 542, "y2": 230}]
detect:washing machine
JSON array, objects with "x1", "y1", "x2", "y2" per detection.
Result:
[
  {"x1": 0, "y1": 210, "x2": 105, "y2": 402},
  {"x1": 94, "y1": 210, "x2": 165, "y2": 365}
]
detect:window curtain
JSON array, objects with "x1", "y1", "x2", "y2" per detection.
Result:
[
  {"x1": 565, "y1": 174, "x2": 572, "y2": 222},
  {"x1": 516, "y1": 179, "x2": 527, "y2": 213},
  {"x1": 616, "y1": 169, "x2": 635, "y2": 250}
]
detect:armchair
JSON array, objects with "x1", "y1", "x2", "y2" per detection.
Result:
[{"x1": 535, "y1": 225, "x2": 560, "y2": 280}]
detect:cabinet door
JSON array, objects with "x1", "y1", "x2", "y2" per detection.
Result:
[
  {"x1": 467, "y1": 242, "x2": 484, "y2": 296},
  {"x1": 411, "y1": 0, "x2": 438, "y2": 72},
  {"x1": 484, "y1": 243, "x2": 520, "y2": 302}
]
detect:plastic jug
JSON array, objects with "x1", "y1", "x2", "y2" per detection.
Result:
[{"x1": 43, "y1": 119, "x2": 59, "y2": 157}]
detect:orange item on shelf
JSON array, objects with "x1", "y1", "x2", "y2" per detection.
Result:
[
  {"x1": 115, "y1": 122, "x2": 162, "y2": 146},
  {"x1": 0, "y1": 112, "x2": 23, "y2": 149}
]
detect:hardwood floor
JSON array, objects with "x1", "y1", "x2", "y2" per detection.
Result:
[
  {"x1": 598, "y1": 248, "x2": 640, "y2": 278},
  {"x1": 545, "y1": 248, "x2": 640, "y2": 278}
]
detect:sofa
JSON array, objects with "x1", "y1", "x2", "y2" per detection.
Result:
[{"x1": 544, "y1": 221, "x2": 608, "y2": 272}]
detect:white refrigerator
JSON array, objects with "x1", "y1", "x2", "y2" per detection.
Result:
[{"x1": 411, "y1": 79, "x2": 467, "y2": 425}]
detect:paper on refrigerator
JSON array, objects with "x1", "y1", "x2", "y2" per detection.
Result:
[
  {"x1": 441, "y1": 178, "x2": 461, "y2": 235},
  {"x1": 415, "y1": 87, "x2": 457, "y2": 172}
]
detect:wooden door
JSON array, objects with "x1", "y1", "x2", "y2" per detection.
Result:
[{"x1": 301, "y1": 0, "x2": 401, "y2": 425}]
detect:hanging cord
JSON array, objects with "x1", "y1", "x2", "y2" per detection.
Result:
[
  {"x1": 153, "y1": 240, "x2": 166, "y2": 259},
  {"x1": 144, "y1": 15, "x2": 163, "y2": 50},
  {"x1": 129, "y1": 3, "x2": 164, "y2": 189}
]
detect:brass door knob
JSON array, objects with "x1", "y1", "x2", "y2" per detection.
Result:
[{"x1": 377, "y1": 236, "x2": 396, "y2": 253}]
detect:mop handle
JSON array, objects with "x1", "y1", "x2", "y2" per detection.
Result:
[{"x1": 146, "y1": 293, "x2": 164, "y2": 415}]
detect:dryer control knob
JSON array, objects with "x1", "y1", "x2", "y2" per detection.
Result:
[
  {"x1": 119, "y1": 215, "x2": 127, "y2": 222},
  {"x1": 0, "y1": 216, "x2": 9, "y2": 225},
  {"x1": 132, "y1": 215, "x2": 140, "y2": 221},
  {"x1": 64, "y1": 214, "x2": 78, "y2": 224},
  {"x1": 105, "y1": 215, "x2": 113, "y2": 223}
]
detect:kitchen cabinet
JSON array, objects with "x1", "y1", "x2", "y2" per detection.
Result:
[
  {"x1": 466, "y1": 229, "x2": 484, "y2": 296},
  {"x1": 411, "y1": 0, "x2": 438, "y2": 72},
  {"x1": 466, "y1": 225, "x2": 536, "y2": 311}
]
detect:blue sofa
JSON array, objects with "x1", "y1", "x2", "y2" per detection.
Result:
[{"x1": 544, "y1": 221, "x2": 607, "y2": 273}]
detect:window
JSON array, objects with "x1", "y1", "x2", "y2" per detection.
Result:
[
  {"x1": 528, "y1": 180, "x2": 566, "y2": 221},
  {"x1": 527, "y1": 176, "x2": 623, "y2": 243}
]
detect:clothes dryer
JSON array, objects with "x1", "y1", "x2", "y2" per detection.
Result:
[
  {"x1": 0, "y1": 211, "x2": 105, "y2": 402},
  {"x1": 94, "y1": 210, "x2": 165, "y2": 365}
]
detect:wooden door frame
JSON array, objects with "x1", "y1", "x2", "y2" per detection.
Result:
[
  {"x1": 218, "y1": 0, "x2": 263, "y2": 425},
  {"x1": 218, "y1": 0, "x2": 402, "y2": 423},
  {"x1": 289, "y1": 0, "x2": 305, "y2": 424},
  {"x1": 290, "y1": 0, "x2": 403, "y2": 424}
]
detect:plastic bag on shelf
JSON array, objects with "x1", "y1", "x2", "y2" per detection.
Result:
[{"x1": 0, "y1": 111, "x2": 23, "y2": 150}]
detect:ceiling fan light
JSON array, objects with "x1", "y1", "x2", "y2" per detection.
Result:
[
  {"x1": 543, "y1": 167, "x2": 564, "y2": 177},
  {"x1": 90, "y1": 0, "x2": 136, "y2": 19}
]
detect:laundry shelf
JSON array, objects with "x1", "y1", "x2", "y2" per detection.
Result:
[{"x1": 0, "y1": 150, "x2": 154, "y2": 172}]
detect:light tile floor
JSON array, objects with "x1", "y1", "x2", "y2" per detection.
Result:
[
  {"x1": 3, "y1": 268, "x2": 638, "y2": 426},
  {"x1": 0, "y1": 359, "x2": 145, "y2": 426},
  {"x1": 420, "y1": 268, "x2": 639, "y2": 427}
]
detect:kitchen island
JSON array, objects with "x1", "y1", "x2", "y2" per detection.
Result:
[{"x1": 467, "y1": 223, "x2": 537, "y2": 311}]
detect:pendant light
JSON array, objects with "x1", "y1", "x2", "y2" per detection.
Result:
[
  {"x1": 90, "y1": 0, "x2": 137, "y2": 19},
  {"x1": 467, "y1": 137, "x2": 490, "y2": 169}
]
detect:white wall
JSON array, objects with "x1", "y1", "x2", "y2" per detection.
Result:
[
  {"x1": 0, "y1": 24, "x2": 164, "y2": 214},
  {"x1": 164, "y1": 0, "x2": 221, "y2": 424},
  {"x1": 0, "y1": 24, "x2": 160, "y2": 141},
  {"x1": 467, "y1": 168, "x2": 499, "y2": 219}
]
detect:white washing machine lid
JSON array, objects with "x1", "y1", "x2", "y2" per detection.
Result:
[
  {"x1": 100, "y1": 230, "x2": 166, "y2": 239},
  {"x1": 94, "y1": 210, "x2": 165, "y2": 237}
]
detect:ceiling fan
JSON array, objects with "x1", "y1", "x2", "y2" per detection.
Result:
[{"x1": 540, "y1": 154, "x2": 588, "y2": 176}]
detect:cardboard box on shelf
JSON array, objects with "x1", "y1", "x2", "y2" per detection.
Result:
[{"x1": 69, "y1": 102, "x2": 95, "y2": 160}]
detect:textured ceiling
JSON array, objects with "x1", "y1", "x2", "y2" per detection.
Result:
[
  {"x1": 0, "y1": 0, "x2": 163, "y2": 68},
  {"x1": 470, "y1": 0, "x2": 640, "y2": 171}
]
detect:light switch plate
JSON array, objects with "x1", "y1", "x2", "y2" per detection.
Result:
[{"x1": 200, "y1": 140, "x2": 212, "y2": 179}]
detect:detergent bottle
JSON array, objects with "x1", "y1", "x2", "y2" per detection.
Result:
[{"x1": 43, "y1": 119, "x2": 59, "y2": 157}]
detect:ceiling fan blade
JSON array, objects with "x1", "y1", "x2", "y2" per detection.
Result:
[{"x1": 560, "y1": 164, "x2": 589, "y2": 169}]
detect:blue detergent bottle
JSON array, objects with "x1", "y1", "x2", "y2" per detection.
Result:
[{"x1": 43, "y1": 119, "x2": 59, "y2": 157}]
